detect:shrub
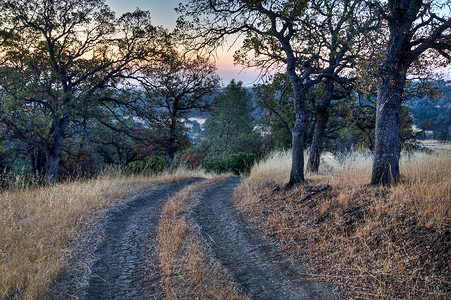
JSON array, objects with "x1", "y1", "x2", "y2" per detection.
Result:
[
  {"x1": 228, "y1": 152, "x2": 257, "y2": 175},
  {"x1": 61, "y1": 146, "x2": 98, "y2": 179},
  {"x1": 125, "y1": 156, "x2": 169, "y2": 175},
  {"x1": 202, "y1": 152, "x2": 257, "y2": 175},
  {"x1": 202, "y1": 159, "x2": 228, "y2": 174},
  {"x1": 179, "y1": 149, "x2": 203, "y2": 170}
]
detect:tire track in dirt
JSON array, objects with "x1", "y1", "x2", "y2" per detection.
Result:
[
  {"x1": 193, "y1": 176, "x2": 340, "y2": 300},
  {"x1": 84, "y1": 178, "x2": 201, "y2": 300}
]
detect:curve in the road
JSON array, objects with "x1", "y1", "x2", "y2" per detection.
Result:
[{"x1": 193, "y1": 176, "x2": 340, "y2": 300}]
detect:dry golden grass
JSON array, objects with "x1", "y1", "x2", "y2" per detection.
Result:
[
  {"x1": 419, "y1": 139, "x2": 451, "y2": 151},
  {"x1": 247, "y1": 150, "x2": 293, "y2": 185},
  {"x1": 235, "y1": 150, "x2": 450, "y2": 299},
  {"x1": 0, "y1": 170, "x2": 201, "y2": 300},
  {"x1": 158, "y1": 176, "x2": 249, "y2": 300}
]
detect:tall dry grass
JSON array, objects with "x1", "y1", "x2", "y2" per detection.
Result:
[
  {"x1": 249, "y1": 150, "x2": 450, "y2": 225},
  {"x1": 235, "y1": 150, "x2": 450, "y2": 298},
  {"x1": 248, "y1": 150, "x2": 293, "y2": 184},
  {"x1": 0, "y1": 170, "x2": 201, "y2": 300},
  {"x1": 158, "y1": 176, "x2": 249, "y2": 300}
]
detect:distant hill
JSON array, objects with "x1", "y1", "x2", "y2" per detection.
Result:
[{"x1": 406, "y1": 81, "x2": 451, "y2": 140}]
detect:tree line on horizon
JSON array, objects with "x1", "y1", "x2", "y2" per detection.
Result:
[{"x1": 0, "y1": 0, "x2": 450, "y2": 186}]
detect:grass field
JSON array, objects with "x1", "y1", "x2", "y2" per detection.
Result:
[
  {"x1": 234, "y1": 150, "x2": 450, "y2": 299},
  {"x1": 419, "y1": 140, "x2": 451, "y2": 152},
  {"x1": 0, "y1": 170, "x2": 201, "y2": 300},
  {"x1": 1, "y1": 150, "x2": 449, "y2": 299}
]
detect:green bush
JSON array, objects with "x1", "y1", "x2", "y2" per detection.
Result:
[
  {"x1": 202, "y1": 152, "x2": 257, "y2": 175},
  {"x1": 125, "y1": 156, "x2": 169, "y2": 175},
  {"x1": 202, "y1": 159, "x2": 228, "y2": 174},
  {"x1": 228, "y1": 152, "x2": 256, "y2": 175}
]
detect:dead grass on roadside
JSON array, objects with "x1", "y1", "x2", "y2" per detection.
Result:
[
  {"x1": 158, "y1": 176, "x2": 250, "y2": 300},
  {"x1": 0, "y1": 169, "x2": 201, "y2": 300},
  {"x1": 234, "y1": 151, "x2": 450, "y2": 299}
]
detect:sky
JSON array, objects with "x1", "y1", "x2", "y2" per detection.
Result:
[{"x1": 105, "y1": 0, "x2": 261, "y2": 86}]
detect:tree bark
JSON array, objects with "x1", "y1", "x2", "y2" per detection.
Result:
[
  {"x1": 371, "y1": 66, "x2": 407, "y2": 185},
  {"x1": 46, "y1": 152, "x2": 61, "y2": 185},
  {"x1": 288, "y1": 85, "x2": 308, "y2": 186},
  {"x1": 306, "y1": 109, "x2": 329, "y2": 173},
  {"x1": 289, "y1": 119, "x2": 307, "y2": 185},
  {"x1": 370, "y1": 2, "x2": 415, "y2": 186},
  {"x1": 167, "y1": 115, "x2": 178, "y2": 172},
  {"x1": 41, "y1": 116, "x2": 69, "y2": 185},
  {"x1": 307, "y1": 79, "x2": 333, "y2": 173},
  {"x1": 46, "y1": 122, "x2": 66, "y2": 185}
]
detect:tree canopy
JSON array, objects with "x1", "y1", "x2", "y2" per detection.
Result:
[
  {"x1": 0, "y1": 0, "x2": 449, "y2": 187},
  {"x1": 133, "y1": 47, "x2": 221, "y2": 166},
  {"x1": 0, "y1": 0, "x2": 161, "y2": 183},
  {"x1": 177, "y1": 0, "x2": 378, "y2": 185}
]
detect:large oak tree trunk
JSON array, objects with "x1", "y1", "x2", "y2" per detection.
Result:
[
  {"x1": 307, "y1": 109, "x2": 329, "y2": 173},
  {"x1": 168, "y1": 116, "x2": 178, "y2": 172},
  {"x1": 307, "y1": 79, "x2": 333, "y2": 173},
  {"x1": 284, "y1": 42, "x2": 311, "y2": 187},
  {"x1": 168, "y1": 146, "x2": 176, "y2": 171},
  {"x1": 288, "y1": 89, "x2": 307, "y2": 186},
  {"x1": 289, "y1": 120, "x2": 307, "y2": 185},
  {"x1": 370, "y1": 4, "x2": 414, "y2": 186},
  {"x1": 46, "y1": 152, "x2": 61, "y2": 185},
  {"x1": 44, "y1": 117, "x2": 69, "y2": 185},
  {"x1": 371, "y1": 67, "x2": 406, "y2": 185}
]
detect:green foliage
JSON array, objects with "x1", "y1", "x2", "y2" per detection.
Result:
[
  {"x1": 125, "y1": 156, "x2": 169, "y2": 175},
  {"x1": 134, "y1": 49, "x2": 220, "y2": 161},
  {"x1": 333, "y1": 96, "x2": 415, "y2": 152},
  {"x1": 202, "y1": 152, "x2": 257, "y2": 175},
  {"x1": 0, "y1": 0, "x2": 161, "y2": 183},
  {"x1": 228, "y1": 152, "x2": 257, "y2": 175},
  {"x1": 204, "y1": 80, "x2": 262, "y2": 160},
  {"x1": 202, "y1": 159, "x2": 229, "y2": 174},
  {"x1": 0, "y1": 166, "x2": 39, "y2": 190},
  {"x1": 407, "y1": 82, "x2": 451, "y2": 141},
  {"x1": 253, "y1": 73, "x2": 294, "y2": 150},
  {"x1": 254, "y1": 73, "x2": 419, "y2": 155},
  {"x1": 267, "y1": 118, "x2": 293, "y2": 149}
]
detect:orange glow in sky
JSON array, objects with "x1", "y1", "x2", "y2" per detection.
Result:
[{"x1": 106, "y1": 0, "x2": 261, "y2": 86}]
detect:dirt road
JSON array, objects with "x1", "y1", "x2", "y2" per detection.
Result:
[
  {"x1": 80, "y1": 176, "x2": 339, "y2": 299},
  {"x1": 194, "y1": 177, "x2": 340, "y2": 300},
  {"x1": 83, "y1": 179, "x2": 200, "y2": 300}
]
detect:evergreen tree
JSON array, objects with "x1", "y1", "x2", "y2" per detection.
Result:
[{"x1": 204, "y1": 80, "x2": 261, "y2": 160}]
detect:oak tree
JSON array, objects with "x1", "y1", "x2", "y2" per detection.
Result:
[
  {"x1": 134, "y1": 49, "x2": 221, "y2": 167},
  {"x1": 0, "y1": 0, "x2": 159, "y2": 183},
  {"x1": 370, "y1": 0, "x2": 451, "y2": 185},
  {"x1": 177, "y1": 0, "x2": 376, "y2": 185}
]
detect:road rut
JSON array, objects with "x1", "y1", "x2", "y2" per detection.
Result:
[
  {"x1": 194, "y1": 177, "x2": 340, "y2": 300},
  {"x1": 84, "y1": 179, "x2": 200, "y2": 300}
]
